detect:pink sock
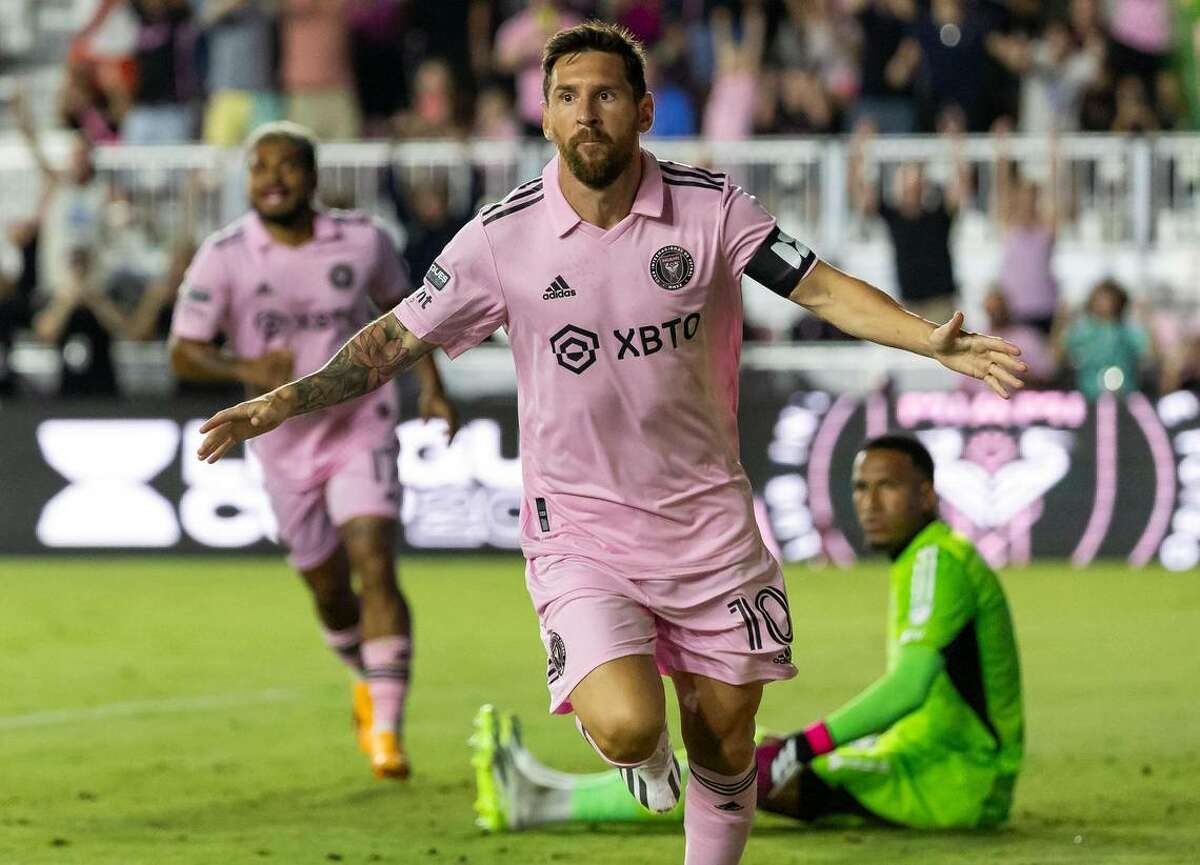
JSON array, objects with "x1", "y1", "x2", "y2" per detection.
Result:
[
  {"x1": 684, "y1": 760, "x2": 758, "y2": 865},
  {"x1": 321, "y1": 624, "x2": 363, "y2": 675},
  {"x1": 361, "y1": 636, "x2": 411, "y2": 735}
]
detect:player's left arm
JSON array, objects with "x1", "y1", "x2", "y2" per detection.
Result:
[
  {"x1": 772, "y1": 254, "x2": 1026, "y2": 399},
  {"x1": 413, "y1": 354, "x2": 460, "y2": 440},
  {"x1": 724, "y1": 184, "x2": 1026, "y2": 398},
  {"x1": 196, "y1": 312, "x2": 435, "y2": 463}
]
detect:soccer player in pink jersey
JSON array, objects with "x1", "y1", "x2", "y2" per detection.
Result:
[
  {"x1": 170, "y1": 122, "x2": 458, "y2": 780},
  {"x1": 194, "y1": 25, "x2": 1026, "y2": 863}
]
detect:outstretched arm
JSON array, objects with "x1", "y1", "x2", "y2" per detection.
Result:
[
  {"x1": 789, "y1": 261, "x2": 1027, "y2": 397},
  {"x1": 197, "y1": 312, "x2": 435, "y2": 462}
]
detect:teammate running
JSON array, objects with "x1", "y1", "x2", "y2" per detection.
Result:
[
  {"x1": 170, "y1": 122, "x2": 457, "y2": 780},
  {"x1": 194, "y1": 25, "x2": 1025, "y2": 864},
  {"x1": 472, "y1": 435, "x2": 1024, "y2": 832}
]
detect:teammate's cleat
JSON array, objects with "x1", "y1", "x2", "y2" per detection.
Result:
[
  {"x1": 369, "y1": 730, "x2": 410, "y2": 780},
  {"x1": 352, "y1": 680, "x2": 373, "y2": 754}
]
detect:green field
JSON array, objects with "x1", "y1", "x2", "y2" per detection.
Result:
[{"x1": 1, "y1": 557, "x2": 1197, "y2": 865}]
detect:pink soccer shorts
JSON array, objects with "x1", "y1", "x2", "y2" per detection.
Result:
[
  {"x1": 526, "y1": 546, "x2": 798, "y2": 714},
  {"x1": 263, "y1": 441, "x2": 401, "y2": 571}
]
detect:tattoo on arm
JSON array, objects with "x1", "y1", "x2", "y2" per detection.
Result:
[{"x1": 290, "y1": 314, "x2": 416, "y2": 416}]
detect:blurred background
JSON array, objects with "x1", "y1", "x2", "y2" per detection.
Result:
[
  {"x1": 2, "y1": 5, "x2": 1199, "y2": 864},
  {"x1": 0, "y1": 0, "x2": 1198, "y2": 571}
]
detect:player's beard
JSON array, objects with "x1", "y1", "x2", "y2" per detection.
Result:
[
  {"x1": 560, "y1": 131, "x2": 636, "y2": 190},
  {"x1": 255, "y1": 200, "x2": 312, "y2": 230}
]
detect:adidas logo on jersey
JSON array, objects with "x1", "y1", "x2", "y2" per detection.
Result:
[{"x1": 542, "y1": 275, "x2": 576, "y2": 301}]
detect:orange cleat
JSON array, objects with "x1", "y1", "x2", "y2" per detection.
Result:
[
  {"x1": 369, "y1": 730, "x2": 411, "y2": 780},
  {"x1": 352, "y1": 680, "x2": 373, "y2": 754}
]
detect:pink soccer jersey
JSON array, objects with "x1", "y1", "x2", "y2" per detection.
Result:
[
  {"x1": 395, "y1": 151, "x2": 818, "y2": 573},
  {"x1": 172, "y1": 210, "x2": 409, "y2": 487}
]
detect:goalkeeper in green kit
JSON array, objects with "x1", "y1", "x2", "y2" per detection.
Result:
[{"x1": 472, "y1": 435, "x2": 1024, "y2": 831}]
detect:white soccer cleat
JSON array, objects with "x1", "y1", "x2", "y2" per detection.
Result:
[{"x1": 620, "y1": 745, "x2": 683, "y2": 814}]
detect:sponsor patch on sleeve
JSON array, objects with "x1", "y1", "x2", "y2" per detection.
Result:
[{"x1": 424, "y1": 262, "x2": 451, "y2": 291}]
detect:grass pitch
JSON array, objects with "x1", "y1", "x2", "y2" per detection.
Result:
[{"x1": 1, "y1": 557, "x2": 1197, "y2": 865}]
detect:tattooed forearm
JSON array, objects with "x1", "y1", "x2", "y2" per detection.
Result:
[{"x1": 287, "y1": 314, "x2": 417, "y2": 417}]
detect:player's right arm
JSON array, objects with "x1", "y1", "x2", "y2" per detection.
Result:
[
  {"x1": 198, "y1": 216, "x2": 507, "y2": 463},
  {"x1": 196, "y1": 312, "x2": 435, "y2": 463},
  {"x1": 168, "y1": 237, "x2": 295, "y2": 393},
  {"x1": 170, "y1": 338, "x2": 295, "y2": 391}
]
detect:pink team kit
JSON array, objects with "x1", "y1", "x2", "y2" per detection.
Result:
[
  {"x1": 395, "y1": 151, "x2": 819, "y2": 710},
  {"x1": 171, "y1": 211, "x2": 409, "y2": 569}
]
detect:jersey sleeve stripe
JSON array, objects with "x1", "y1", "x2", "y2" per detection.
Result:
[
  {"x1": 663, "y1": 177, "x2": 723, "y2": 192},
  {"x1": 481, "y1": 194, "x2": 545, "y2": 225},
  {"x1": 658, "y1": 161, "x2": 726, "y2": 183},
  {"x1": 480, "y1": 181, "x2": 544, "y2": 216}
]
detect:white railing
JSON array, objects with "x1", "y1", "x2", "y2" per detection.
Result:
[
  {"x1": 2, "y1": 132, "x2": 1199, "y2": 367},
  {"x1": 0, "y1": 132, "x2": 1175, "y2": 250}
]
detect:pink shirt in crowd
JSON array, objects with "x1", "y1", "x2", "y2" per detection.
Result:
[
  {"x1": 395, "y1": 151, "x2": 812, "y2": 574},
  {"x1": 172, "y1": 210, "x2": 409, "y2": 487},
  {"x1": 703, "y1": 71, "x2": 758, "y2": 140},
  {"x1": 281, "y1": 0, "x2": 353, "y2": 91},
  {"x1": 495, "y1": 7, "x2": 582, "y2": 126},
  {"x1": 1110, "y1": 0, "x2": 1171, "y2": 54},
  {"x1": 999, "y1": 225, "x2": 1057, "y2": 322}
]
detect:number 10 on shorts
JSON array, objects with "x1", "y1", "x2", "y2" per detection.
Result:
[{"x1": 727, "y1": 587, "x2": 794, "y2": 651}]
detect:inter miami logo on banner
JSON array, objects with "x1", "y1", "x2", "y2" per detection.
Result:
[
  {"x1": 328, "y1": 263, "x2": 355, "y2": 290},
  {"x1": 547, "y1": 630, "x2": 567, "y2": 683},
  {"x1": 650, "y1": 245, "x2": 695, "y2": 291},
  {"x1": 549, "y1": 324, "x2": 600, "y2": 375}
]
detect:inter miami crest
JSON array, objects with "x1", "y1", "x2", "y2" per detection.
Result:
[
  {"x1": 649, "y1": 245, "x2": 695, "y2": 291},
  {"x1": 548, "y1": 630, "x2": 567, "y2": 680},
  {"x1": 328, "y1": 262, "x2": 355, "y2": 290}
]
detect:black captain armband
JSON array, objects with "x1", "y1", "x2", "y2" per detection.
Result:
[{"x1": 744, "y1": 226, "x2": 819, "y2": 297}]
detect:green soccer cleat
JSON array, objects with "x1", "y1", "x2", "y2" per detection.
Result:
[
  {"x1": 754, "y1": 724, "x2": 783, "y2": 746},
  {"x1": 470, "y1": 704, "x2": 514, "y2": 832}
]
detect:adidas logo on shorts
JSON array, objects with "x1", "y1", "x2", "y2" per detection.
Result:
[{"x1": 542, "y1": 275, "x2": 576, "y2": 301}]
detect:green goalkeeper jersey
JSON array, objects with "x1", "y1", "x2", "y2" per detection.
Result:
[{"x1": 886, "y1": 521, "x2": 1024, "y2": 781}]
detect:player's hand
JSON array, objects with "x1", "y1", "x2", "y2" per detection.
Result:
[
  {"x1": 929, "y1": 311, "x2": 1027, "y2": 399},
  {"x1": 239, "y1": 348, "x2": 294, "y2": 392},
  {"x1": 196, "y1": 389, "x2": 292, "y2": 463},
  {"x1": 419, "y1": 389, "x2": 460, "y2": 442}
]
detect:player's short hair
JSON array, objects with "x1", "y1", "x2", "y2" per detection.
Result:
[
  {"x1": 860, "y1": 435, "x2": 935, "y2": 483},
  {"x1": 1090, "y1": 278, "x2": 1130, "y2": 317},
  {"x1": 542, "y1": 22, "x2": 648, "y2": 103},
  {"x1": 244, "y1": 121, "x2": 318, "y2": 176}
]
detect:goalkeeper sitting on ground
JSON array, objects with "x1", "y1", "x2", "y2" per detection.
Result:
[{"x1": 472, "y1": 435, "x2": 1024, "y2": 831}]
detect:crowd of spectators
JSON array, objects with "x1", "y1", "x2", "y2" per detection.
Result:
[
  {"x1": 2, "y1": 0, "x2": 1200, "y2": 401},
  {"x1": 40, "y1": 0, "x2": 1200, "y2": 147}
]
